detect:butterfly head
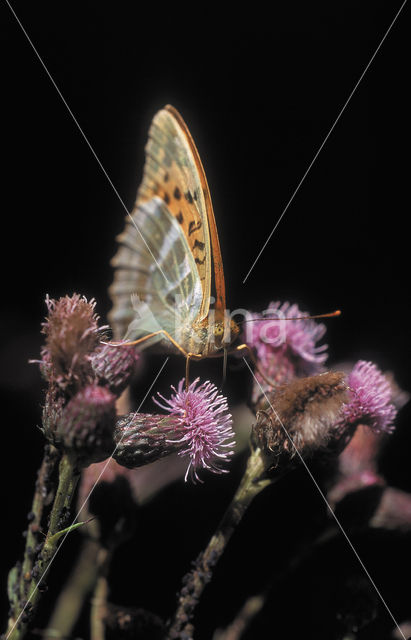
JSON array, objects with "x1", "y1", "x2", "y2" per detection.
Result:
[
  {"x1": 211, "y1": 317, "x2": 240, "y2": 349},
  {"x1": 190, "y1": 316, "x2": 240, "y2": 356}
]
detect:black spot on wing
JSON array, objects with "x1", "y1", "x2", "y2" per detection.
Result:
[
  {"x1": 174, "y1": 186, "x2": 181, "y2": 200},
  {"x1": 188, "y1": 220, "x2": 202, "y2": 235},
  {"x1": 176, "y1": 211, "x2": 184, "y2": 224},
  {"x1": 193, "y1": 239, "x2": 205, "y2": 251},
  {"x1": 184, "y1": 190, "x2": 193, "y2": 204}
]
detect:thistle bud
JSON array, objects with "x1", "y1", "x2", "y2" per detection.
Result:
[
  {"x1": 56, "y1": 384, "x2": 116, "y2": 465},
  {"x1": 113, "y1": 413, "x2": 185, "y2": 468},
  {"x1": 114, "y1": 378, "x2": 235, "y2": 483},
  {"x1": 252, "y1": 371, "x2": 348, "y2": 471},
  {"x1": 91, "y1": 343, "x2": 140, "y2": 396}
]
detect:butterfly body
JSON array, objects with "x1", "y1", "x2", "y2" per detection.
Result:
[{"x1": 181, "y1": 316, "x2": 240, "y2": 357}]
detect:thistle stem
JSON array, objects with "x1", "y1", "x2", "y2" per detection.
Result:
[
  {"x1": 6, "y1": 453, "x2": 80, "y2": 640},
  {"x1": 47, "y1": 454, "x2": 79, "y2": 535},
  {"x1": 44, "y1": 539, "x2": 101, "y2": 639},
  {"x1": 21, "y1": 446, "x2": 59, "y2": 600},
  {"x1": 167, "y1": 448, "x2": 271, "y2": 639},
  {"x1": 6, "y1": 445, "x2": 58, "y2": 639},
  {"x1": 90, "y1": 548, "x2": 111, "y2": 640},
  {"x1": 213, "y1": 594, "x2": 265, "y2": 640}
]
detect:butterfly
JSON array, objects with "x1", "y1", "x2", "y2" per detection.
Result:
[{"x1": 108, "y1": 105, "x2": 264, "y2": 382}]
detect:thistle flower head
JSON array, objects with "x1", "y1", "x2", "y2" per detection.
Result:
[
  {"x1": 40, "y1": 294, "x2": 106, "y2": 393},
  {"x1": 153, "y1": 378, "x2": 235, "y2": 482},
  {"x1": 253, "y1": 371, "x2": 348, "y2": 472},
  {"x1": 338, "y1": 360, "x2": 397, "y2": 434},
  {"x1": 245, "y1": 302, "x2": 328, "y2": 406},
  {"x1": 246, "y1": 301, "x2": 328, "y2": 378}
]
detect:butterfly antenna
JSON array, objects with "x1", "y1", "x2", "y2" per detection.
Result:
[{"x1": 238, "y1": 309, "x2": 341, "y2": 325}]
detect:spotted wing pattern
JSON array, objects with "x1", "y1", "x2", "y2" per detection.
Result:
[
  {"x1": 109, "y1": 105, "x2": 227, "y2": 345},
  {"x1": 137, "y1": 106, "x2": 216, "y2": 318}
]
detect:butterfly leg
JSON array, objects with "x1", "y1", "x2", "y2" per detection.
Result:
[
  {"x1": 185, "y1": 355, "x2": 192, "y2": 391},
  {"x1": 233, "y1": 343, "x2": 277, "y2": 388},
  {"x1": 185, "y1": 352, "x2": 206, "y2": 390},
  {"x1": 106, "y1": 332, "x2": 203, "y2": 390},
  {"x1": 107, "y1": 330, "x2": 190, "y2": 359}
]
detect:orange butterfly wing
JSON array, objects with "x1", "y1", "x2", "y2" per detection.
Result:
[{"x1": 137, "y1": 105, "x2": 226, "y2": 321}]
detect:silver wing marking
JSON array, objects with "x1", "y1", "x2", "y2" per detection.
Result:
[{"x1": 109, "y1": 197, "x2": 202, "y2": 346}]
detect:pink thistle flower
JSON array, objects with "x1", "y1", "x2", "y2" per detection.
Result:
[
  {"x1": 40, "y1": 294, "x2": 108, "y2": 393},
  {"x1": 153, "y1": 378, "x2": 235, "y2": 483},
  {"x1": 246, "y1": 301, "x2": 328, "y2": 378},
  {"x1": 245, "y1": 301, "x2": 328, "y2": 404},
  {"x1": 338, "y1": 360, "x2": 397, "y2": 434}
]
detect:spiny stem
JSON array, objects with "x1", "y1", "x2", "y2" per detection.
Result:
[
  {"x1": 6, "y1": 453, "x2": 80, "y2": 640},
  {"x1": 21, "y1": 445, "x2": 59, "y2": 589},
  {"x1": 167, "y1": 448, "x2": 271, "y2": 639},
  {"x1": 6, "y1": 445, "x2": 58, "y2": 636}
]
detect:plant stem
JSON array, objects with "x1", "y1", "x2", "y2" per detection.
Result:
[
  {"x1": 6, "y1": 445, "x2": 58, "y2": 637},
  {"x1": 90, "y1": 548, "x2": 111, "y2": 640},
  {"x1": 45, "y1": 539, "x2": 101, "y2": 640},
  {"x1": 46, "y1": 454, "x2": 79, "y2": 536},
  {"x1": 21, "y1": 445, "x2": 59, "y2": 589},
  {"x1": 167, "y1": 448, "x2": 271, "y2": 639},
  {"x1": 6, "y1": 453, "x2": 80, "y2": 640},
  {"x1": 212, "y1": 594, "x2": 265, "y2": 640}
]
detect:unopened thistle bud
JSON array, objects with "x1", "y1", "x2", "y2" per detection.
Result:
[
  {"x1": 253, "y1": 371, "x2": 348, "y2": 472},
  {"x1": 56, "y1": 384, "x2": 116, "y2": 465},
  {"x1": 91, "y1": 343, "x2": 140, "y2": 396}
]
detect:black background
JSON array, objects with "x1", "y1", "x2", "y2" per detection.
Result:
[{"x1": 0, "y1": 2, "x2": 410, "y2": 639}]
